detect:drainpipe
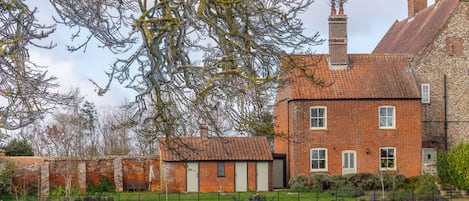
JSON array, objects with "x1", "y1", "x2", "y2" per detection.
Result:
[
  {"x1": 444, "y1": 74, "x2": 448, "y2": 151},
  {"x1": 287, "y1": 100, "x2": 291, "y2": 185}
]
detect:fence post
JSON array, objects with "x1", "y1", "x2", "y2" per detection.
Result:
[
  {"x1": 218, "y1": 192, "x2": 220, "y2": 201},
  {"x1": 277, "y1": 190, "x2": 280, "y2": 201},
  {"x1": 297, "y1": 191, "x2": 300, "y2": 201}
]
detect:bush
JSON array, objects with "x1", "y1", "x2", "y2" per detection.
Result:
[
  {"x1": 436, "y1": 152, "x2": 449, "y2": 183},
  {"x1": 447, "y1": 142, "x2": 469, "y2": 190},
  {"x1": 346, "y1": 173, "x2": 378, "y2": 191},
  {"x1": 87, "y1": 176, "x2": 115, "y2": 194},
  {"x1": 288, "y1": 174, "x2": 311, "y2": 192},
  {"x1": 0, "y1": 159, "x2": 15, "y2": 193},
  {"x1": 414, "y1": 175, "x2": 439, "y2": 201},
  {"x1": 311, "y1": 173, "x2": 333, "y2": 191}
]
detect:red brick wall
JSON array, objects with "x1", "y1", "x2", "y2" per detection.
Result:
[
  {"x1": 199, "y1": 162, "x2": 235, "y2": 192},
  {"x1": 247, "y1": 162, "x2": 256, "y2": 191},
  {"x1": 161, "y1": 162, "x2": 186, "y2": 192},
  {"x1": 87, "y1": 160, "x2": 114, "y2": 185},
  {"x1": 275, "y1": 99, "x2": 422, "y2": 179},
  {"x1": 49, "y1": 160, "x2": 81, "y2": 190}
]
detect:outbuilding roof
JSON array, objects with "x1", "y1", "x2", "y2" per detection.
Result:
[{"x1": 159, "y1": 136, "x2": 273, "y2": 162}]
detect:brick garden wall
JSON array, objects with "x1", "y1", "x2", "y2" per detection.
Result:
[{"x1": 4, "y1": 156, "x2": 160, "y2": 195}]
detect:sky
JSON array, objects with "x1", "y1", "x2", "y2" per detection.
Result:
[{"x1": 27, "y1": 0, "x2": 436, "y2": 108}]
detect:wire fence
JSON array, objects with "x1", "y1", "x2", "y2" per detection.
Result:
[{"x1": 0, "y1": 189, "x2": 465, "y2": 201}]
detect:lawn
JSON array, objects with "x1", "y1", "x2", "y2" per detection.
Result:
[{"x1": 2, "y1": 190, "x2": 465, "y2": 201}]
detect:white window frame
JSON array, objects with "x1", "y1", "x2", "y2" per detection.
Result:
[
  {"x1": 380, "y1": 147, "x2": 396, "y2": 171},
  {"x1": 421, "y1": 84, "x2": 430, "y2": 103},
  {"x1": 310, "y1": 106, "x2": 327, "y2": 129},
  {"x1": 379, "y1": 106, "x2": 396, "y2": 129},
  {"x1": 310, "y1": 148, "x2": 328, "y2": 172}
]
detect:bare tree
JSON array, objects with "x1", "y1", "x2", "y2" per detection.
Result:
[
  {"x1": 0, "y1": 0, "x2": 70, "y2": 130},
  {"x1": 46, "y1": 0, "x2": 324, "y2": 139},
  {"x1": 98, "y1": 105, "x2": 134, "y2": 155}
]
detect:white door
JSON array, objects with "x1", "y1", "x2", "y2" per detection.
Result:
[
  {"x1": 342, "y1": 151, "x2": 357, "y2": 175},
  {"x1": 235, "y1": 162, "x2": 248, "y2": 192},
  {"x1": 256, "y1": 162, "x2": 269, "y2": 191},
  {"x1": 186, "y1": 162, "x2": 199, "y2": 192}
]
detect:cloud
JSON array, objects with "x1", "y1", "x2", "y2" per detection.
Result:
[{"x1": 29, "y1": 49, "x2": 132, "y2": 108}]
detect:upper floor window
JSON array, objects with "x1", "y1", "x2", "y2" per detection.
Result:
[
  {"x1": 379, "y1": 106, "x2": 395, "y2": 129},
  {"x1": 311, "y1": 148, "x2": 327, "y2": 172},
  {"x1": 421, "y1": 84, "x2": 430, "y2": 103},
  {"x1": 380, "y1": 147, "x2": 396, "y2": 170},
  {"x1": 310, "y1": 106, "x2": 327, "y2": 129}
]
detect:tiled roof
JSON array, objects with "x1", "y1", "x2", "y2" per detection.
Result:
[
  {"x1": 279, "y1": 54, "x2": 420, "y2": 100},
  {"x1": 159, "y1": 136, "x2": 273, "y2": 162},
  {"x1": 373, "y1": 0, "x2": 458, "y2": 54}
]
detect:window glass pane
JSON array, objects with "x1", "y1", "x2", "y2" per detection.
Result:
[
  {"x1": 388, "y1": 148, "x2": 394, "y2": 157},
  {"x1": 349, "y1": 153, "x2": 354, "y2": 168},
  {"x1": 312, "y1": 150, "x2": 318, "y2": 159},
  {"x1": 311, "y1": 108, "x2": 319, "y2": 117},
  {"x1": 319, "y1": 150, "x2": 326, "y2": 159},
  {"x1": 344, "y1": 153, "x2": 349, "y2": 168},
  {"x1": 319, "y1": 160, "x2": 325, "y2": 169},
  {"x1": 380, "y1": 108, "x2": 386, "y2": 116},
  {"x1": 381, "y1": 149, "x2": 387, "y2": 157},
  {"x1": 312, "y1": 161, "x2": 318, "y2": 169},
  {"x1": 318, "y1": 108, "x2": 324, "y2": 117},
  {"x1": 317, "y1": 119, "x2": 323, "y2": 127},
  {"x1": 387, "y1": 108, "x2": 393, "y2": 115}
]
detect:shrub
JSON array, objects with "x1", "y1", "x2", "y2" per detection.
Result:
[
  {"x1": 87, "y1": 176, "x2": 115, "y2": 194},
  {"x1": 414, "y1": 175, "x2": 439, "y2": 201},
  {"x1": 0, "y1": 159, "x2": 15, "y2": 193},
  {"x1": 288, "y1": 174, "x2": 310, "y2": 192},
  {"x1": 436, "y1": 152, "x2": 449, "y2": 184},
  {"x1": 447, "y1": 142, "x2": 469, "y2": 190},
  {"x1": 311, "y1": 173, "x2": 333, "y2": 191},
  {"x1": 346, "y1": 173, "x2": 377, "y2": 191}
]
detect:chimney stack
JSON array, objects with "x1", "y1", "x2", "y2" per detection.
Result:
[
  {"x1": 200, "y1": 122, "x2": 208, "y2": 139},
  {"x1": 408, "y1": 0, "x2": 427, "y2": 18},
  {"x1": 328, "y1": 0, "x2": 349, "y2": 69}
]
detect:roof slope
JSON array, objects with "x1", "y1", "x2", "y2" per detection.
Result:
[
  {"x1": 279, "y1": 54, "x2": 420, "y2": 100},
  {"x1": 159, "y1": 136, "x2": 273, "y2": 162},
  {"x1": 373, "y1": 0, "x2": 458, "y2": 54}
]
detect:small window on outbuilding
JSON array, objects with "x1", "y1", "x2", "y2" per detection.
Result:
[{"x1": 217, "y1": 162, "x2": 225, "y2": 177}]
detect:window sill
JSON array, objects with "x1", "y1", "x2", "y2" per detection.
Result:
[
  {"x1": 310, "y1": 169, "x2": 328, "y2": 173},
  {"x1": 310, "y1": 128, "x2": 328, "y2": 131}
]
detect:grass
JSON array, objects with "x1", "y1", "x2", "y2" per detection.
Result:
[{"x1": 1, "y1": 190, "x2": 465, "y2": 201}]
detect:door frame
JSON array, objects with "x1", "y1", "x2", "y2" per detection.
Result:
[{"x1": 342, "y1": 150, "x2": 357, "y2": 175}]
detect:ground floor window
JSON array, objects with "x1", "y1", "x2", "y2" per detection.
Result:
[
  {"x1": 311, "y1": 148, "x2": 327, "y2": 171},
  {"x1": 380, "y1": 147, "x2": 396, "y2": 170}
]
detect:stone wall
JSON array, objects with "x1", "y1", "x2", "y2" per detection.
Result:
[
  {"x1": 4, "y1": 156, "x2": 160, "y2": 195},
  {"x1": 413, "y1": 1, "x2": 469, "y2": 150}
]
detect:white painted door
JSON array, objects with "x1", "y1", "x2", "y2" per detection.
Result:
[
  {"x1": 235, "y1": 162, "x2": 248, "y2": 192},
  {"x1": 186, "y1": 162, "x2": 199, "y2": 192},
  {"x1": 256, "y1": 162, "x2": 269, "y2": 191},
  {"x1": 342, "y1": 151, "x2": 357, "y2": 175}
]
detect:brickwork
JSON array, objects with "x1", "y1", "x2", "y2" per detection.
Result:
[
  {"x1": 412, "y1": 1, "x2": 469, "y2": 150},
  {"x1": 276, "y1": 99, "x2": 422, "y2": 178},
  {"x1": 4, "y1": 156, "x2": 160, "y2": 195}
]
